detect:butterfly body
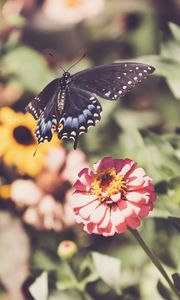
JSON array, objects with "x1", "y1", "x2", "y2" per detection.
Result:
[{"x1": 26, "y1": 62, "x2": 155, "y2": 149}]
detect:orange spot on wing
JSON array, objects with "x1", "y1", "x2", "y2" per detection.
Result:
[{"x1": 58, "y1": 123, "x2": 64, "y2": 132}]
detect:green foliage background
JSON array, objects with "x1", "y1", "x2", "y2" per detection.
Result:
[{"x1": 0, "y1": 1, "x2": 180, "y2": 299}]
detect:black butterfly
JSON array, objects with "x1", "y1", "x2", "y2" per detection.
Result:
[{"x1": 26, "y1": 62, "x2": 155, "y2": 149}]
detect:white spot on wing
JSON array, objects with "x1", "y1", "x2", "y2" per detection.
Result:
[
  {"x1": 80, "y1": 126, "x2": 86, "y2": 131},
  {"x1": 70, "y1": 131, "x2": 77, "y2": 136},
  {"x1": 105, "y1": 91, "x2": 111, "y2": 97},
  {"x1": 94, "y1": 113, "x2": 99, "y2": 118},
  {"x1": 87, "y1": 119, "x2": 94, "y2": 124}
]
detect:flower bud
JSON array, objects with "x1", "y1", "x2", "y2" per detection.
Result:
[{"x1": 57, "y1": 240, "x2": 77, "y2": 260}]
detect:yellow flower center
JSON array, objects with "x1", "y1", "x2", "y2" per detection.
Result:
[
  {"x1": 65, "y1": 0, "x2": 84, "y2": 8},
  {"x1": 91, "y1": 167, "x2": 125, "y2": 203},
  {"x1": 13, "y1": 125, "x2": 35, "y2": 145}
]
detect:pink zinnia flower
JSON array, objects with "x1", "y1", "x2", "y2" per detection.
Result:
[{"x1": 71, "y1": 157, "x2": 156, "y2": 236}]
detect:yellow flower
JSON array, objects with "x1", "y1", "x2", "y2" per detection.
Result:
[{"x1": 0, "y1": 107, "x2": 60, "y2": 176}]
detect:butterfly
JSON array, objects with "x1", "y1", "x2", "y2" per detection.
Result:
[{"x1": 26, "y1": 62, "x2": 155, "y2": 149}]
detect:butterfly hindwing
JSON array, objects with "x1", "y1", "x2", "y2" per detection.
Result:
[
  {"x1": 57, "y1": 86, "x2": 102, "y2": 148},
  {"x1": 71, "y1": 63, "x2": 155, "y2": 100},
  {"x1": 34, "y1": 95, "x2": 58, "y2": 143},
  {"x1": 25, "y1": 79, "x2": 59, "y2": 120}
]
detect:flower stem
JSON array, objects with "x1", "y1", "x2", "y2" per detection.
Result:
[
  {"x1": 129, "y1": 228, "x2": 180, "y2": 299},
  {"x1": 63, "y1": 260, "x2": 93, "y2": 300}
]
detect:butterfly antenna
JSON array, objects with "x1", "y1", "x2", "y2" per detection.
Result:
[
  {"x1": 48, "y1": 52, "x2": 65, "y2": 73},
  {"x1": 67, "y1": 53, "x2": 86, "y2": 72},
  {"x1": 33, "y1": 144, "x2": 40, "y2": 157}
]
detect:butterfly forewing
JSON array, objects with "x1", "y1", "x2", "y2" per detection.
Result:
[
  {"x1": 26, "y1": 62, "x2": 155, "y2": 149},
  {"x1": 25, "y1": 79, "x2": 59, "y2": 120},
  {"x1": 71, "y1": 63, "x2": 155, "y2": 100}
]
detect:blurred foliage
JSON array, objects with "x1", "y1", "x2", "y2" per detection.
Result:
[{"x1": 0, "y1": 0, "x2": 180, "y2": 300}]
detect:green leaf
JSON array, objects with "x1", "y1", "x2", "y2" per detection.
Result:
[
  {"x1": 114, "y1": 108, "x2": 160, "y2": 131},
  {"x1": 169, "y1": 23, "x2": 180, "y2": 44},
  {"x1": 142, "y1": 131, "x2": 180, "y2": 182},
  {"x1": 29, "y1": 272, "x2": 48, "y2": 300},
  {"x1": 56, "y1": 261, "x2": 77, "y2": 291},
  {"x1": 135, "y1": 54, "x2": 180, "y2": 98},
  {"x1": 1, "y1": 46, "x2": 54, "y2": 93},
  {"x1": 33, "y1": 251, "x2": 59, "y2": 271},
  {"x1": 92, "y1": 252, "x2": 122, "y2": 294},
  {"x1": 117, "y1": 128, "x2": 145, "y2": 164},
  {"x1": 49, "y1": 290, "x2": 94, "y2": 300},
  {"x1": 135, "y1": 55, "x2": 180, "y2": 80},
  {"x1": 78, "y1": 255, "x2": 99, "y2": 291}
]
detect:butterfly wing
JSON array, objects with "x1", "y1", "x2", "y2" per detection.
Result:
[
  {"x1": 34, "y1": 97, "x2": 57, "y2": 144},
  {"x1": 71, "y1": 63, "x2": 155, "y2": 100},
  {"x1": 25, "y1": 79, "x2": 59, "y2": 120},
  {"x1": 57, "y1": 86, "x2": 102, "y2": 149}
]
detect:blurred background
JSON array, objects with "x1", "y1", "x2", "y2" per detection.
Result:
[{"x1": 0, "y1": 0, "x2": 180, "y2": 300}]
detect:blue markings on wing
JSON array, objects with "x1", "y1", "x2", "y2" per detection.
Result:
[
  {"x1": 58, "y1": 94, "x2": 102, "y2": 149},
  {"x1": 35, "y1": 112, "x2": 55, "y2": 143}
]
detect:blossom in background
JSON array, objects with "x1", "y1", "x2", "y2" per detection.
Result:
[
  {"x1": 42, "y1": 0, "x2": 105, "y2": 26},
  {"x1": 10, "y1": 148, "x2": 88, "y2": 231},
  {"x1": 72, "y1": 157, "x2": 156, "y2": 236},
  {"x1": 0, "y1": 107, "x2": 59, "y2": 176}
]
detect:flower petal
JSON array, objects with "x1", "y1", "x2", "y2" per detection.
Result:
[
  {"x1": 139, "y1": 203, "x2": 153, "y2": 217},
  {"x1": 73, "y1": 179, "x2": 90, "y2": 192},
  {"x1": 126, "y1": 217, "x2": 140, "y2": 229},
  {"x1": 84, "y1": 222, "x2": 96, "y2": 234},
  {"x1": 71, "y1": 194, "x2": 97, "y2": 211},
  {"x1": 98, "y1": 208, "x2": 111, "y2": 229},
  {"x1": 115, "y1": 222, "x2": 127, "y2": 234},
  {"x1": 102, "y1": 225, "x2": 116, "y2": 236},
  {"x1": 90, "y1": 204, "x2": 106, "y2": 224},
  {"x1": 79, "y1": 199, "x2": 99, "y2": 219},
  {"x1": 111, "y1": 205, "x2": 125, "y2": 226},
  {"x1": 118, "y1": 201, "x2": 134, "y2": 218},
  {"x1": 110, "y1": 193, "x2": 121, "y2": 202},
  {"x1": 78, "y1": 168, "x2": 93, "y2": 185},
  {"x1": 127, "y1": 177, "x2": 144, "y2": 188},
  {"x1": 118, "y1": 159, "x2": 136, "y2": 177},
  {"x1": 128, "y1": 167, "x2": 146, "y2": 178},
  {"x1": 98, "y1": 221, "x2": 115, "y2": 236},
  {"x1": 93, "y1": 157, "x2": 114, "y2": 172},
  {"x1": 126, "y1": 192, "x2": 143, "y2": 202}
]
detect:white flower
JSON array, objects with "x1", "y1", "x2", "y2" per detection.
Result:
[{"x1": 43, "y1": 0, "x2": 105, "y2": 26}]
